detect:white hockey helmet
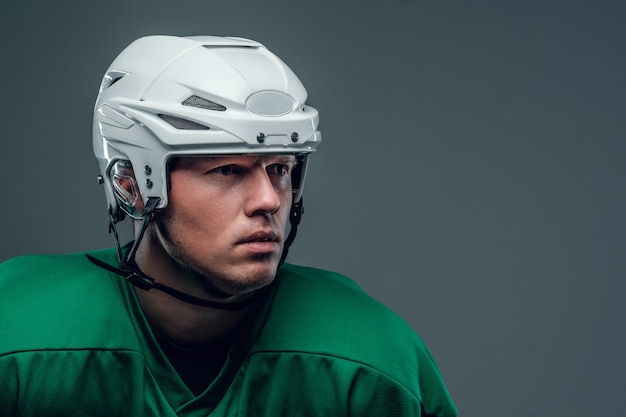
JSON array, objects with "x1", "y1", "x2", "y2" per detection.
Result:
[{"x1": 93, "y1": 35, "x2": 321, "y2": 221}]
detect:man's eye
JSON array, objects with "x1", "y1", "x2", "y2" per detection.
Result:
[
  {"x1": 215, "y1": 165, "x2": 238, "y2": 175},
  {"x1": 268, "y1": 164, "x2": 289, "y2": 176}
]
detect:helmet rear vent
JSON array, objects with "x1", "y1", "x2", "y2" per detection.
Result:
[
  {"x1": 99, "y1": 70, "x2": 128, "y2": 93},
  {"x1": 182, "y1": 95, "x2": 226, "y2": 111},
  {"x1": 158, "y1": 114, "x2": 210, "y2": 130}
]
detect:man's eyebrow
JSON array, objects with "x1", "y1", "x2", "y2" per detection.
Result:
[{"x1": 267, "y1": 155, "x2": 297, "y2": 164}]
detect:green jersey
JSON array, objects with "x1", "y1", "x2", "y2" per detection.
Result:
[{"x1": 0, "y1": 248, "x2": 457, "y2": 416}]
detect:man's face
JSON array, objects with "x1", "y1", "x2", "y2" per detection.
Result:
[{"x1": 151, "y1": 154, "x2": 296, "y2": 297}]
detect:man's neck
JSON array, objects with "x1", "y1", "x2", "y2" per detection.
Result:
[
  {"x1": 131, "y1": 235, "x2": 254, "y2": 348},
  {"x1": 134, "y1": 286, "x2": 251, "y2": 348}
]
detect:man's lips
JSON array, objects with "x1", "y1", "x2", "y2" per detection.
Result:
[
  {"x1": 236, "y1": 231, "x2": 281, "y2": 254},
  {"x1": 238, "y1": 230, "x2": 280, "y2": 244}
]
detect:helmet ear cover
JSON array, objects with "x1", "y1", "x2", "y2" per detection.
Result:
[{"x1": 110, "y1": 160, "x2": 145, "y2": 220}]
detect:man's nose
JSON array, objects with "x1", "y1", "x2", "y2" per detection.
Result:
[{"x1": 244, "y1": 170, "x2": 281, "y2": 216}]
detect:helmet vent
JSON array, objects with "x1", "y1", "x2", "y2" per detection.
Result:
[
  {"x1": 99, "y1": 70, "x2": 128, "y2": 93},
  {"x1": 158, "y1": 114, "x2": 210, "y2": 130},
  {"x1": 182, "y1": 95, "x2": 226, "y2": 111},
  {"x1": 108, "y1": 76, "x2": 124, "y2": 87}
]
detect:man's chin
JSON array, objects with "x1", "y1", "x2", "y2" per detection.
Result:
[{"x1": 213, "y1": 262, "x2": 279, "y2": 297}]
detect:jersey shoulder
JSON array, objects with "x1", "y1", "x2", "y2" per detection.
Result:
[
  {"x1": 269, "y1": 263, "x2": 421, "y2": 345},
  {"x1": 260, "y1": 264, "x2": 435, "y2": 379},
  {"x1": 0, "y1": 249, "x2": 139, "y2": 354}
]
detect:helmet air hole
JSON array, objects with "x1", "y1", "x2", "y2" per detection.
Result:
[
  {"x1": 158, "y1": 114, "x2": 210, "y2": 130},
  {"x1": 182, "y1": 95, "x2": 226, "y2": 111}
]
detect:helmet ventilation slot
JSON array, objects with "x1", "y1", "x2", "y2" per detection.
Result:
[
  {"x1": 158, "y1": 114, "x2": 210, "y2": 130},
  {"x1": 182, "y1": 95, "x2": 226, "y2": 111}
]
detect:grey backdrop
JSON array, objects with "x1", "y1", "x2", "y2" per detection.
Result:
[{"x1": 1, "y1": 1, "x2": 624, "y2": 415}]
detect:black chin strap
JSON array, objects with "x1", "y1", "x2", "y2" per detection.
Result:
[{"x1": 85, "y1": 253, "x2": 261, "y2": 310}]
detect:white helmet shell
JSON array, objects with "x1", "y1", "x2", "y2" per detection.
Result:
[{"x1": 93, "y1": 35, "x2": 321, "y2": 220}]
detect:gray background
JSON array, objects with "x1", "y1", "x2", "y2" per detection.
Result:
[{"x1": 1, "y1": 1, "x2": 624, "y2": 415}]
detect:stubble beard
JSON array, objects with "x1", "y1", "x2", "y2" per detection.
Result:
[{"x1": 151, "y1": 212, "x2": 280, "y2": 299}]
